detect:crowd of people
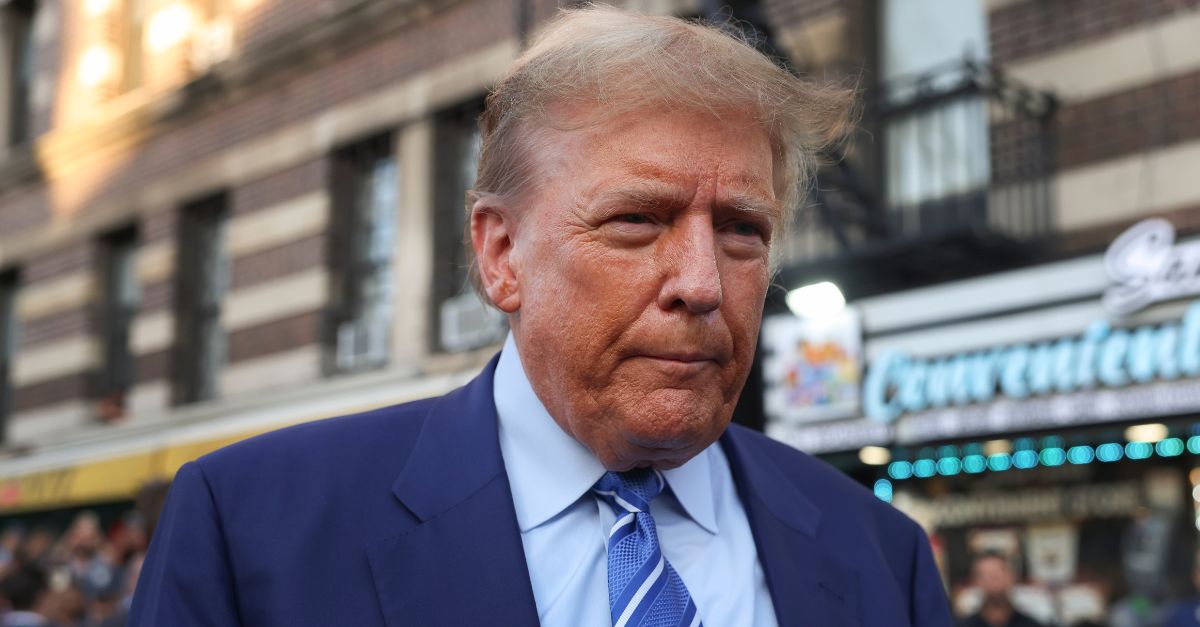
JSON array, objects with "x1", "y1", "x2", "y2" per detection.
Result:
[
  {"x1": 956, "y1": 551, "x2": 1200, "y2": 627},
  {"x1": 0, "y1": 510, "x2": 145, "y2": 627}
]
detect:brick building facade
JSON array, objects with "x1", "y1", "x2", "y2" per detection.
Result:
[{"x1": 0, "y1": 0, "x2": 1198, "y2": 511}]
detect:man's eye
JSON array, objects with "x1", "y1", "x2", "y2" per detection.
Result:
[
  {"x1": 731, "y1": 221, "x2": 763, "y2": 238},
  {"x1": 617, "y1": 214, "x2": 652, "y2": 225}
]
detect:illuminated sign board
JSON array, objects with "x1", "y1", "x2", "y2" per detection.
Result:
[
  {"x1": 762, "y1": 309, "x2": 863, "y2": 424},
  {"x1": 865, "y1": 301, "x2": 1200, "y2": 422},
  {"x1": 777, "y1": 219, "x2": 1200, "y2": 452},
  {"x1": 1104, "y1": 219, "x2": 1200, "y2": 315}
]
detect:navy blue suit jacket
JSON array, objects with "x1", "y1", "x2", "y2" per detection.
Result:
[{"x1": 130, "y1": 355, "x2": 952, "y2": 626}]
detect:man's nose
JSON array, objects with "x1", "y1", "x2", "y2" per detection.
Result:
[{"x1": 657, "y1": 215, "x2": 723, "y2": 314}]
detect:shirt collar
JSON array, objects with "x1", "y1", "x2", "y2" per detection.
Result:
[{"x1": 493, "y1": 333, "x2": 719, "y2": 535}]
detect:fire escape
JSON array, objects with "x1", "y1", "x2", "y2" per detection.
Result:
[{"x1": 708, "y1": 1, "x2": 1059, "y2": 302}]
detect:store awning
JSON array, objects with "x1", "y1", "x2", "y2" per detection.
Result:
[
  {"x1": 0, "y1": 366, "x2": 480, "y2": 515},
  {"x1": 0, "y1": 430, "x2": 271, "y2": 515}
]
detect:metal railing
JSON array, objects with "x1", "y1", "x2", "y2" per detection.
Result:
[{"x1": 782, "y1": 58, "x2": 1058, "y2": 265}]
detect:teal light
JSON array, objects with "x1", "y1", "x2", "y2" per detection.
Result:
[
  {"x1": 936, "y1": 445, "x2": 959, "y2": 459},
  {"x1": 1096, "y1": 443, "x2": 1124, "y2": 462},
  {"x1": 1156, "y1": 437, "x2": 1185, "y2": 457},
  {"x1": 888, "y1": 461, "x2": 914, "y2": 480},
  {"x1": 987, "y1": 453, "x2": 1012, "y2": 472},
  {"x1": 1067, "y1": 446, "x2": 1095, "y2": 465},
  {"x1": 964, "y1": 443, "x2": 984, "y2": 457},
  {"x1": 1189, "y1": 436, "x2": 1200, "y2": 455},
  {"x1": 963, "y1": 454, "x2": 986, "y2": 474},
  {"x1": 1014, "y1": 437, "x2": 1035, "y2": 451},
  {"x1": 937, "y1": 457, "x2": 962, "y2": 476},
  {"x1": 873, "y1": 479, "x2": 893, "y2": 503},
  {"x1": 1013, "y1": 450, "x2": 1039, "y2": 469},
  {"x1": 1040, "y1": 447, "x2": 1066, "y2": 467},
  {"x1": 913, "y1": 459, "x2": 936, "y2": 478},
  {"x1": 1126, "y1": 441, "x2": 1153, "y2": 460}
]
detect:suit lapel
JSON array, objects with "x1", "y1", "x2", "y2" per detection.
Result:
[
  {"x1": 365, "y1": 356, "x2": 540, "y2": 627},
  {"x1": 721, "y1": 427, "x2": 861, "y2": 627}
]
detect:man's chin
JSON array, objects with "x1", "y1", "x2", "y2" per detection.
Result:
[{"x1": 611, "y1": 425, "x2": 727, "y2": 469}]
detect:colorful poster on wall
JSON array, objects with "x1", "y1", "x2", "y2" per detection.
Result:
[{"x1": 762, "y1": 308, "x2": 863, "y2": 424}]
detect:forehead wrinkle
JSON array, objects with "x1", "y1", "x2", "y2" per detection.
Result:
[{"x1": 618, "y1": 158, "x2": 694, "y2": 186}]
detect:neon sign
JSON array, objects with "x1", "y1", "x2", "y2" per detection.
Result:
[
  {"x1": 1104, "y1": 219, "x2": 1200, "y2": 315},
  {"x1": 865, "y1": 301, "x2": 1200, "y2": 422}
]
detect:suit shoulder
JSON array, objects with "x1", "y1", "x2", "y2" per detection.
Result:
[
  {"x1": 725, "y1": 424, "x2": 917, "y2": 530},
  {"x1": 193, "y1": 395, "x2": 440, "y2": 477}
]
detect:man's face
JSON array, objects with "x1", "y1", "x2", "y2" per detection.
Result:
[
  {"x1": 973, "y1": 557, "x2": 1015, "y2": 599},
  {"x1": 504, "y1": 107, "x2": 778, "y2": 471}
]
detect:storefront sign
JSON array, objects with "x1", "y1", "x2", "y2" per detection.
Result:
[
  {"x1": 895, "y1": 377, "x2": 1200, "y2": 443},
  {"x1": 865, "y1": 301, "x2": 1200, "y2": 422},
  {"x1": 766, "y1": 417, "x2": 892, "y2": 454},
  {"x1": 1104, "y1": 219, "x2": 1200, "y2": 315},
  {"x1": 762, "y1": 309, "x2": 863, "y2": 423},
  {"x1": 923, "y1": 482, "x2": 1141, "y2": 527}
]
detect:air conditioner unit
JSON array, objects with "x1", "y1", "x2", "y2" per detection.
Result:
[
  {"x1": 440, "y1": 291, "x2": 506, "y2": 352},
  {"x1": 335, "y1": 311, "x2": 390, "y2": 373}
]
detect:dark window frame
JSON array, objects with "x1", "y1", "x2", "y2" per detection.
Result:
[
  {"x1": 0, "y1": 269, "x2": 20, "y2": 441},
  {"x1": 324, "y1": 132, "x2": 398, "y2": 375},
  {"x1": 171, "y1": 193, "x2": 229, "y2": 406},
  {"x1": 6, "y1": 0, "x2": 36, "y2": 146},
  {"x1": 95, "y1": 226, "x2": 140, "y2": 420},
  {"x1": 430, "y1": 99, "x2": 485, "y2": 353}
]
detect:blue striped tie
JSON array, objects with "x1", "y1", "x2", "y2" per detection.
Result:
[{"x1": 592, "y1": 469, "x2": 702, "y2": 627}]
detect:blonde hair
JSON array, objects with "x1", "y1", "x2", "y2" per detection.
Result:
[{"x1": 468, "y1": 3, "x2": 854, "y2": 287}]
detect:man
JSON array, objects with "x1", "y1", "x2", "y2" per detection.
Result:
[
  {"x1": 958, "y1": 553, "x2": 1045, "y2": 627},
  {"x1": 130, "y1": 6, "x2": 951, "y2": 626}
]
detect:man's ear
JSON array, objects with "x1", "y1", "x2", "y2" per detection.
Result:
[{"x1": 470, "y1": 197, "x2": 521, "y2": 313}]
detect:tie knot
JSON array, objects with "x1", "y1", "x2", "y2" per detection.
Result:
[{"x1": 593, "y1": 468, "x2": 665, "y2": 513}]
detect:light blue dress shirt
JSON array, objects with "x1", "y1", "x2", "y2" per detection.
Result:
[{"x1": 494, "y1": 333, "x2": 780, "y2": 627}]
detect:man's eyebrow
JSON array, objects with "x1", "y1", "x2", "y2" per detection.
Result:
[
  {"x1": 722, "y1": 192, "x2": 782, "y2": 221},
  {"x1": 592, "y1": 185, "x2": 693, "y2": 211},
  {"x1": 592, "y1": 186, "x2": 781, "y2": 222}
]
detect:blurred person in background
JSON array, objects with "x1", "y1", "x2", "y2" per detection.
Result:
[
  {"x1": 0, "y1": 564, "x2": 49, "y2": 627},
  {"x1": 0, "y1": 527, "x2": 25, "y2": 577},
  {"x1": 18, "y1": 530, "x2": 53, "y2": 574},
  {"x1": 37, "y1": 585, "x2": 84, "y2": 627},
  {"x1": 959, "y1": 552, "x2": 1047, "y2": 627},
  {"x1": 1162, "y1": 551, "x2": 1200, "y2": 627}
]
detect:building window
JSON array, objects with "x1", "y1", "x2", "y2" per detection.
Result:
[
  {"x1": 172, "y1": 193, "x2": 228, "y2": 405},
  {"x1": 0, "y1": 270, "x2": 18, "y2": 440},
  {"x1": 432, "y1": 101, "x2": 505, "y2": 352},
  {"x1": 880, "y1": 0, "x2": 989, "y2": 211},
  {"x1": 4, "y1": 0, "x2": 36, "y2": 146},
  {"x1": 325, "y1": 134, "x2": 397, "y2": 375},
  {"x1": 96, "y1": 227, "x2": 140, "y2": 421}
]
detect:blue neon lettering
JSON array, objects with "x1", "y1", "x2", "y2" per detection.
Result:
[
  {"x1": 1098, "y1": 330, "x2": 1130, "y2": 386},
  {"x1": 864, "y1": 350, "x2": 908, "y2": 422},
  {"x1": 1180, "y1": 302, "x2": 1200, "y2": 376},
  {"x1": 861, "y1": 299, "x2": 1200, "y2": 422},
  {"x1": 1155, "y1": 324, "x2": 1180, "y2": 380},
  {"x1": 1000, "y1": 346, "x2": 1031, "y2": 398}
]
